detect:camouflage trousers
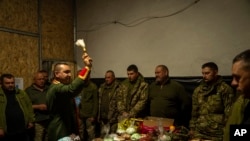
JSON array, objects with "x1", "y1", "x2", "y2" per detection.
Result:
[
  {"x1": 80, "y1": 118, "x2": 96, "y2": 141},
  {"x1": 191, "y1": 130, "x2": 223, "y2": 141},
  {"x1": 34, "y1": 121, "x2": 49, "y2": 141}
]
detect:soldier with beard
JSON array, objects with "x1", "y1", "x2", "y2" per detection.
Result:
[
  {"x1": 223, "y1": 49, "x2": 250, "y2": 141},
  {"x1": 0, "y1": 73, "x2": 34, "y2": 141},
  {"x1": 148, "y1": 65, "x2": 191, "y2": 128},
  {"x1": 117, "y1": 64, "x2": 148, "y2": 119},
  {"x1": 189, "y1": 62, "x2": 235, "y2": 141}
]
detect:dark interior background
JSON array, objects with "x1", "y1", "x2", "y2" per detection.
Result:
[{"x1": 92, "y1": 76, "x2": 234, "y2": 96}]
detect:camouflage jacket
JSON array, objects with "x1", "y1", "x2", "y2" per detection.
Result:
[
  {"x1": 117, "y1": 73, "x2": 148, "y2": 118},
  {"x1": 223, "y1": 95, "x2": 250, "y2": 141},
  {"x1": 98, "y1": 80, "x2": 120, "y2": 124},
  {"x1": 190, "y1": 76, "x2": 235, "y2": 137}
]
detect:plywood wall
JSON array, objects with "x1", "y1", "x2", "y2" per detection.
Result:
[
  {"x1": 0, "y1": 0, "x2": 38, "y2": 32},
  {"x1": 41, "y1": 0, "x2": 75, "y2": 61},
  {"x1": 0, "y1": 32, "x2": 39, "y2": 88},
  {"x1": 0, "y1": 0, "x2": 39, "y2": 88},
  {"x1": 0, "y1": 0, "x2": 75, "y2": 89}
]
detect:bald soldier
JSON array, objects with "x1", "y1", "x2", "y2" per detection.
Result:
[
  {"x1": 25, "y1": 71, "x2": 50, "y2": 141},
  {"x1": 46, "y1": 53, "x2": 92, "y2": 141}
]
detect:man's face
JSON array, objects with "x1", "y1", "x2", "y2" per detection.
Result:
[
  {"x1": 202, "y1": 67, "x2": 217, "y2": 83},
  {"x1": 2, "y1": 77, "x2": 15, "y2": 91},
  {"x1": 42, "y1": 72, "x2": 49, "y2": 82},
  {"x1": 55, "y1": 65, "x2": 72, "y2": 84},
  {"x1": 34, "y1": 73, "x2": 45, "y2": 88},
  {"x1": 231, "y1": 60, "x2": 250, "y2": 98},
  {"x1": 127, "y1": 70, "x2": 138, "y2": 82},
  {"x1": 155, "y1": 67, "x2": 167, "y2": 83},
  {"x1": 105, "y1": 72, "x2": 115, "y2": 85}
]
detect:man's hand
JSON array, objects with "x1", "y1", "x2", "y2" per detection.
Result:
[
  {"x1": 32, "y1": 104, "x2": 47, "y2": 111},
  {"x1": 38, "y1": 104, "x2": 47, "y2": 110},
  {"x1": 0, "y1": 128, "x2": 4, "y2": 138},
  {"x1": 27, "y1": 122, "x2": 34, "y2": 129},
  {"x1": 122, "y1": 112, "x2": 129, "y2": 118},
  {"x1": 88, "y1": 117, "x2": 95, "y2": 122},
  {"x1": 188, "y1": 130, "x2": 194, "y2": 138},
  {"x1": 82, "y1": 53, "x2": 92, "y2": 68}
]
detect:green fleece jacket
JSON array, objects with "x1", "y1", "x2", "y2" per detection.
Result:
[
  {"x1": 149, "y1": 78, "x2": 191, "y2": 127},
  {"x1": 0, "y1": 88, "x2": 35, "y2": 132},
  {"x1": 46, "y1": 78, "x2": 85, "y2": 141},
  {"x1": 79, "y1": 81, "x2": 98, "y2": 118}
]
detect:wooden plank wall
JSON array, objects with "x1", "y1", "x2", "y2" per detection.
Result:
[{"x1": 0, "y1": 0, "x2": 74, "y2": 89}]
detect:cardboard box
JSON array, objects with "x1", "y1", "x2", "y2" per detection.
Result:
[{"x1": 143, "y1": 116, "x2": 174, "y2": 127}]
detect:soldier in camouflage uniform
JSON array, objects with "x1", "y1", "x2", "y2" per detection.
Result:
[
  {"x1": 189, "y1": 62, "x2": 235, "y2": 141},
  {"x1": 223, "y1": 49, "x2": 250, "y2": 141},
  {"x1": 97, "y1": 70, "x2": 120, "y2": 136},
  {"x1": 117, "y1": 64, "x2": 148, "y2": 119}
]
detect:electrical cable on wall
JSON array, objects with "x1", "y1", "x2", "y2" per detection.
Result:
[{"x1": 77, "y1": 0, "x2": 200, "y2": 32}]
